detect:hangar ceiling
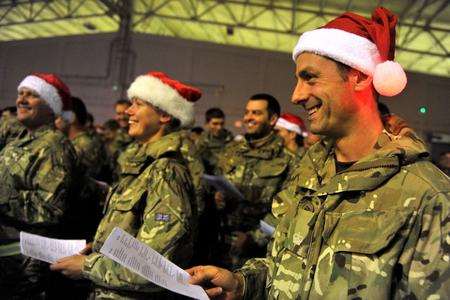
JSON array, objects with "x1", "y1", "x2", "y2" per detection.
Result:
[{"x1": 0, "y1": 0, "x2": 448, "y2": 77}]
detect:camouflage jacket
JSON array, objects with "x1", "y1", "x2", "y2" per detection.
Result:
[
  {"x1": 0, "y1": 115, "x2": 26, "y2": 151},
  {"x1": 71, "y1": 131, "x2": 106, "y2": 178},
  {"x1": 82, "y1": 132, "x2": 196, "y2": 298},
  {"x1": 109, "y1": 128, "x2": 133, "y2": 161},
  {"x1": 196, "y1": 129, "x2": 234, "y2": 175},
  {"x1": 179, "y1": 130, "x2": 204, "y2": 215},
  {"x1": 217, "y1": 132, "x2": 296, "y2": 232},
  {"x1": 239, "y1": 129, "x2": 450, "y2": 299},
  {"x1": 0, "y1": 124, "x2": 76, "y2": 239}
]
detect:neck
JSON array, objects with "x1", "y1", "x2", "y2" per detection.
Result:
[
  {"x1": 246, "y1": 130, "x2": 273, "y2": 148},
  {"x1": 334, "y1": 101, "x2": 383, "y2": 163},
  {"x1": 139, "y1": 127, "x2": 165, "y2": 145},
  {"x1": 286, "y1": 140, "x2": 299, "y2": 153},
  {"x1": 68, "y1": 125, "x2": 85, "y2": 140}
]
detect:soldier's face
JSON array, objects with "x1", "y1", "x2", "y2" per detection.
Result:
[
  {"x1": 206, "y1": 118, "x2": 225, "y2": 136},
  {"x1": 115, "y1": 103, "x2": 130, "y2": 129},
  {"x1": 291, "y1": 53, "x2": 357, "y2": 137},
  {"x1": 126, "y1": 98, "x2": 162, "y2": 143},
  {"x1": 275, "y1": 126, "x2": 295, "y2": 146},
  {"x1": 16, "y1": 87, "x2": 54, "y2": 129},
  {"x1": 243, "y1": 100, "x2": 276, "y2": 137}
]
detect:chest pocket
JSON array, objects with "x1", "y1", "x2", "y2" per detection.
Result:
[
  {"x1": 322, "y1": 209, "x2": 412, "y2": 254},
  {"x1": 253, "y1": 160, "x2": 288, "y2": 203}
]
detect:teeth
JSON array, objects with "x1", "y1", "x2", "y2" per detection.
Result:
[{"x1": 307, "y1": 104, "x2": 320, "y2": 116}]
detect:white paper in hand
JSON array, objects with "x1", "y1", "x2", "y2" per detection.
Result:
[
  {"x1": 20, "y1": 231, "x2": 86, "y2": 264},
  {"x1": 100, "y1": 227, "x2": 209, "y2": 300},
  {"x1": 202, "y1": 174, "x2": 244, "y2": 200},
  {"x1": 259, "y1": 220, "x2": 275, "y2": 236}
]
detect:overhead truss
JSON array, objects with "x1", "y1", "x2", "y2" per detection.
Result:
[{"x1": 0, "y1": 0, "x2": 449, "y2": 77}]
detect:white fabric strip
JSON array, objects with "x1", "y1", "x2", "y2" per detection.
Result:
[{"x1": 276, "y1": 117, "x2": 302, "y2": 135}]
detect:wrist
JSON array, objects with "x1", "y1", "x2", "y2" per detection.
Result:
[{"x1": 233, "y1": 272, "x2": 245, "y2": 300}]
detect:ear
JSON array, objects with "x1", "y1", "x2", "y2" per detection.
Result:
[
  {"x1": 269, "y1": 114, "x2": 278, "y2": 127},
  {"x1": 349, "y1": 69, "x2": 373, "y2": 92},
  {"x1": 159, "y1": 112, "x2": 172, "y2": 125}
]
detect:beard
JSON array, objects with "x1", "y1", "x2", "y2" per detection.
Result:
[{"x1": 245, "y1": 122, "x2": 272, "y2": 141}]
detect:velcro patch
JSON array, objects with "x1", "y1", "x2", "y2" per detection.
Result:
[{"x1": 155, "y1": 213, "x2": 171, "y2": 222}]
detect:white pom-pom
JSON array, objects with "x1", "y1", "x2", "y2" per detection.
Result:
[{"x1": 373, "y1": 61, "x2": 407, "y2": 97}]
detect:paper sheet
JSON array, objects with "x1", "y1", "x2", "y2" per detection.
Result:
[
  {"x1": 202, "y1": 174, "x2": 244, "y2": 200},
  {"x1": 20, "y1": 231, "x2": 86, "y2": 264},
  {"x1": 259, "y1": 220, "x2": 276, "y2": 236},
  {"x1": 100, "y1": 227, "x2": 209, "y2": 300}
]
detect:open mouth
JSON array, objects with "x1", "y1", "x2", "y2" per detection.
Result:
[{"x1": 305, "y1": 99, "x2": 322, "y2": 119}]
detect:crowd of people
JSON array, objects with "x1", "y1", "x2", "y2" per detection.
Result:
[{"x1": 0, "y1": 6, "x2": 448, "y2": 300}]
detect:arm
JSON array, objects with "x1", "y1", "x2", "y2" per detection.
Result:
[{"x1": 82, "y1": 161, "x2": 194, "y2": 291}]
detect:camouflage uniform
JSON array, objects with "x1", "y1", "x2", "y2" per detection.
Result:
[
  {"x1": 0, "y1": 115, "x2": 25, "y2": 151},
  {"x1": 196, "y1": 129, "x2": 234, "y2": 175},
  {"x1": 238, "y1": 129, "x2": 450, "y2": 299},
  {"x1": 217, "y1": 132, "x2": 296, "y2": 266},
  {"x1": 82, "y1": 131, "x2": 196, "y2": 299},
  {"x1": 108, "y1": 128, "x2": 134, "y2": 182},
  {"x1": 0, "y1": 124, "x2": 76, "y2": 297},
  {"x1": 72, "y1": 131, "x2": 107, "y2": 179}
]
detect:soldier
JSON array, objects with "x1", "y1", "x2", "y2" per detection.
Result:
[
  {"x1": 196, "y1": 107, "x2": 234, "y2": 175},
  {"x1": 109, "y1": 98, "x2": 133, "y2": 162},
  {"x1": 274, "y1": 112, "x2": 307, "y2": 159},
  {"x1": 188, "y1": 7, "x2": 449, "y2": 299},
  {"x1": 0, "y1": 73, "x2": 77, "y2": 298},
  {"x1": 214, "y1": 94, "x2": 296, "y2": 268},
  {"x1": 51, "y1": 71, "x2": 200, "y2": 299}
]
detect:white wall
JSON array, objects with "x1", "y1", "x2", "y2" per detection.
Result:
[{"x1": 1, "y1": 32, "x2": 449, "y2": 137}]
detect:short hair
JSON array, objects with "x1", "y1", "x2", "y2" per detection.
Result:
[
  {"x1": 334, "y1": 60, "x2": 351, "y2": 81},
  {"x1": 205, "y1": 108, "x2": 225, "y2": 123},
  {"x1": 115, "y1": 99, "x2": 131, "y2": 107},
  {"x1": 71, "y1": 97, "x2": 88, "y2": 126},
  {"x1": 86, "y1": 112, "x2": 94, "y2": 124},
  {"x1": 249, "y1": 93, "x2": 280, "y2": 118},
  {"x1": 295, "y1": 134, "x2": 304, "y2": 147},
  {"x1": 103, "y1": 119, "x2": 120, "y2": 131},
  {"x1": 191, "y1": 127, "x2": 204, "y2": 135}
]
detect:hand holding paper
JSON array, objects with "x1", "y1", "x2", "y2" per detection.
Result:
[{"x1": 100, "y1": 227, "x2": 209, "y2": 300}]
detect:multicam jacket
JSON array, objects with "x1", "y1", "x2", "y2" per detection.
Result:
[
  {"x1": 0, "y1": 124, "x2": 76, "y2": 235},
  {"x1": 196, "y1": 129, "x2": 234, "y2": 175},
  {"x1": 0, "y1": 115, "x2": 25, "y2": 151},
  {"x1": 238, "y1": 129, "x2": 450, "y2": 299},
  {"x1": 71, "y1": 131, "x2": 107, "y2": 178},
  {"x1": 0, "y1": 124, "x2": 76, "y2": 296},
  {"x1": 218, "y1": 132, "x2": 297, "y2": 233},
  {"x1": 82, "y1": 132, "x2": 196, "y2": 299}
]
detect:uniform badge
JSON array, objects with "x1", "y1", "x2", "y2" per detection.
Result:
[{"x1": 155, "y1": 213, "x2": 171, "y2": 222}]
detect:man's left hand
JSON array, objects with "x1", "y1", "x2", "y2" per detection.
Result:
[{"x1": 50, "y1": 254, "x2": 86, "y2": 280}]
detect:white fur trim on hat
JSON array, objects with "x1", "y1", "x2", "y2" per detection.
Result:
[
  {"x1": 292, "y1": 28, "x2": 382, "y2": 76},
  {"x1": 127, "y1": 75, "x2": 194, "y2": 126},
  {"x1": 18, "y1": 75, "x2": 62, "y2": 115},
  {"x1": 276, "y1": 117, "x2": 302, "y2": 135}
]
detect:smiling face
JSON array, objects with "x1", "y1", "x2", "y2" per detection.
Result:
[
  {"x1": 291, "y1": 52, "x2": 358, "y2": 138},
  {"x1": 126, "y1": 98, "x2": 163, "y2": 143},
  {"x1": 16, "y1": 87, "x2": 54, "y2": 129},
  {"x1": 243, "y1": 99, "x2": 276, "y2": 139},
  {"x1": 206, "y1": 117, "x2": 225, "y2": 137},
  {"x1": 115, "y1": 103, "x2": 130, "y2": 129}
]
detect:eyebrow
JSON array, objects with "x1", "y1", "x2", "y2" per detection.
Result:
[{"x1": 297, "y1": 69, "x2": 319, "y2": 79}]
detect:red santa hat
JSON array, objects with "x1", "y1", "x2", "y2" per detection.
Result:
[
  {"x1": 18, "y1": 73, "x2": 71, "y2": 115},
  {"x1": 276, "y1": 113, "x2": 308, "y2": 137},
  {"x1": 127, "y1": 71, "x2": 202, "y2": 126},
  {"x1": 292, "y1": 7, "x2": 407, "y2": 97}
]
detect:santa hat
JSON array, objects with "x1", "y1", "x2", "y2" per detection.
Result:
[
  {"x1": 127, "y1": 71, "x2": 202, "y2": 127},
  {"x1": 276, "y1": 113, "x2": 308, "y2": 137},
  {"x1": 18, "y1": 73, "x2": 71, "y2": 115},
  {"x1": 292, "y1": 7, "x2": 407, "y2": 97}
]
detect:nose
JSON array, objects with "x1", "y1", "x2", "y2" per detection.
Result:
[
  {"x1": 291, "y1": 80, "x2": 310, "y2": 105},
  {"x1": 125, "y1": 105, "x2": 134, "y2": 116}
]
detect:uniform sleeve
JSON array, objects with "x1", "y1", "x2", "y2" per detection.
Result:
[
  {"x1": 400, "y1": 191, "x2": 450, "y2": 299},
  {"x1": 0, "y1": 144, "x2": 74, "y2": 226},
  {"x1": 82, "y1": 161, "x2": 194, "y2": 292}
]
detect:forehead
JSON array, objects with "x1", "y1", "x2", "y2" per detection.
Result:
[
  {"x1": 18, "y1": 86, "x2": 39, "y2": 96},
  {"x1": 115, "y1": 103, "x2": 130, "y2": 111},
  {"x1": 209, "y1": 117, "x2": 224, "y2": 123},
  {"x1": 246, "y1": 99, "x2": 268, "y2": 111},
  {"x1": 295, "y1": 52, "x2": 339, "y2": 73}
]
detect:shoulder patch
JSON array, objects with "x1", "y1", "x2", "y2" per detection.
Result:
[{"x1": 155, "y1": 213, "x2": 171, "y2": 222}]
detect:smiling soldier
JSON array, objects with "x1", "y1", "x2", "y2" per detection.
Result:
[
  {"x1": 188, "y1": 7, "x2": 449, "y2": 300},
  {"x1": 0, "y1": 73, "x2": 77, "y2": 298},
  {"x1": 51, "y1": 71, "x2": 200, "y2": 299}
]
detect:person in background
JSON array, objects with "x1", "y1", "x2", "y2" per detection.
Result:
[{"x1": 275, "y1": 112, "x2": 308, "y2": 158}]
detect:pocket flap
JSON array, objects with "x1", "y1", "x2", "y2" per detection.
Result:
[
  {"x1": 113, "y1": 190, "x2": 148, "y2": 212},
  {"x1": 324, "y1": 209, "x2": 411, "y2": 254}
]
